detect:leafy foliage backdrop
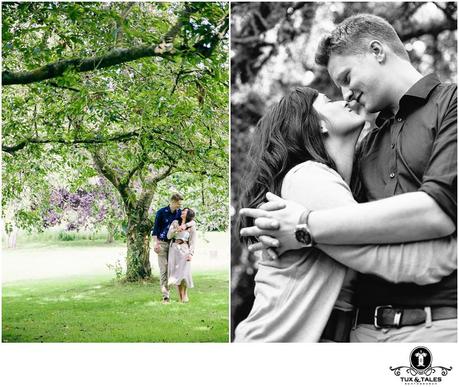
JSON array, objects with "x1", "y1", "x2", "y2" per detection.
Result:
[{"x1": 2, "y1": 2, "x2": 229, "y2": 281}]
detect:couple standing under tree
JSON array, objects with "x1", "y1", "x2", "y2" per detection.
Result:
[
  {"x1": 152, "y1": 194, "x2": 197, "y2": 304},
  {"x1": 236, "y1": 14, "x2": 456, "y2": 342}
]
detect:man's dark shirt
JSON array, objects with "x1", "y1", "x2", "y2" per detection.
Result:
[
  {"x1": 356, "y1": 73, "x2": 457, "y2": 307},
  {"x1": 152, "y1": 206, "x2": 182, "y2": 241}
]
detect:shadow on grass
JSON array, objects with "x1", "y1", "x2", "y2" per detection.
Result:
[{"x1": 2, "y1": 272, "x2": 229, "y2": 343}]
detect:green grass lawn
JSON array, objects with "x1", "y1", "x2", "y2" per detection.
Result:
[{"x1": 2, "y1": 272, "x2": 229, "y2": 343}]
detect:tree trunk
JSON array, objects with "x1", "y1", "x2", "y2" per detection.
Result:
[
  {"x1": 7, "y1": 230, "x2": 17, "y2": 248},
  {"x1": 90, "y1": 148, "x2": 160, "y2": 282},
  {"x1": 106, "y1": 222, "x2": 115, "y2": 244},
  {"x1": 125, "y1": 210, "x2": 153, "y2": 281},
  {"x1": 4, "y1": 223, "x2": 18, "y2": 248}
]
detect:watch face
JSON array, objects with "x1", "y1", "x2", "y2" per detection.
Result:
[{"x1": 295, "y1": 227, "x2": 311, "y2": 245}]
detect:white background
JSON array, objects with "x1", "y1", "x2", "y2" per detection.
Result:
[{"x1": 0, "y1": 342, "x2": 458, "y2": 386}]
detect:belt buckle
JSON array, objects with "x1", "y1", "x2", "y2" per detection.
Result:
[{"x1": 374, "y1": 305, "x2": 393, "y2": 329}]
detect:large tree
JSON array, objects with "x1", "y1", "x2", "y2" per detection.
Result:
[{"x1": 2, "y1": 2, "x2": 229, "y2": 281}]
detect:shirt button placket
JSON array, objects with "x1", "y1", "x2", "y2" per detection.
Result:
[{"x1": 387, "y1": 118, "x2": 401, "y2": 194}]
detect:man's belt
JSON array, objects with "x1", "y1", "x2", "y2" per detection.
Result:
[{"x1": 356, "y1": 305, "x2": 457, "y2": 329}]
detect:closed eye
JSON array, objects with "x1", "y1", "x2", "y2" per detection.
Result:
[{"x1": 339, "y1": 72, "x2": 350, "y2": 86}]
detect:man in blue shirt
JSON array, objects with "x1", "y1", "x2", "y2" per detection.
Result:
[{"x1": 152, "y1": 193, "x2": 183, "y2": 303}]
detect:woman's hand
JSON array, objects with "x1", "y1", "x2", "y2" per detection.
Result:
[
  {"x1": 240, "y1": 192, "x2": 307, "y2": 255},
  {"x1": 186, "y1": 254, "x2": 193, "y2": 261}
]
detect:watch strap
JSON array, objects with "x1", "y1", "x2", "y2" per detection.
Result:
[
  {"x1": 298, "y1": 209, "x2": 316, "y2": 246},
  {"x1": 299, "y1": 208, "x2": 312, "y2": 225}
]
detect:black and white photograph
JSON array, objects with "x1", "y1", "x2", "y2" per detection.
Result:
[{"x1": 231, "y1": 1, "x2": 457, "y2": 343}]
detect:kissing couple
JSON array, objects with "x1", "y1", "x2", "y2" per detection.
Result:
[
  {"x1": 152, "y1": 193, "x2": 197, "y2": 304},
  {"x1": 235, "y1": 14, "x2": 457, "y2": 343}
]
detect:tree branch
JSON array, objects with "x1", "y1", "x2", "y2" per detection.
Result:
[
  {"x1": 433, "y1": 2, "x2": 457, "y2": 23},
  {"x1": 90, "y1": 148, "x2": 137, "y2": 211},
  {"x1": 123, "y1": 159, "x2": 147, "y2": 187},
  {"x1": 164, "y1": 2, "x2": 194, "y2": 43},
  {"x1": 2, "y1": 131, "x2": 140, "y2": 154},
  {"x1": 1, "y1": 125, "x2": 196, "y2": 155},
  {"x1": 176, "y1": 167, "x2": 225, "y2": 180},
  {"x1": 91, "y1": 148, "x2": 122, "y2": 190},
  {"x1": 149, "y1": 128, "x2": 192, "y2": 153},
  {"x1": 397, "y1": 18, "x2": 457, "y2": 41},
  {"x1": 122, "y1": 138, "x2": 150, "y2": 186},
  {"x1": 47, "y1": 81, "x2": 81, "y2": 92},
  {"x1": 153, "y1": 165, "x2": 174, "y2": 183},
  {"x1": 170, "y1": 62, "x2": 185, "y2": 96},
  {"x1": 139, "y1": 162, "x2": 175, "y2": 190},
  {"x1": 2, "y1": 45, "x2": 176, "y2": 86},
  {"x1": 2, "y1": 4, "x2": 194, "y2": 86},
  {"x1": 113, "y1": 2, "x2": 136, "y2": 47}
]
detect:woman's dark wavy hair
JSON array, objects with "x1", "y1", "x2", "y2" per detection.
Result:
[
  {"x1": 180, "y1": 208, "x2": 195, "y2": 225},
  {"x1": 238, "y1": 87, "x2": 337, "y2": 243}
]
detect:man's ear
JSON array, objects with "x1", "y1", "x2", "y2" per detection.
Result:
[{"x1": 369, "y1": 40, "x2": 385, "y2": 63}]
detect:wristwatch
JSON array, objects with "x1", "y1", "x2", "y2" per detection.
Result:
[{"x1": 295, "y1": 209, "x2": 315, "y2": 247}]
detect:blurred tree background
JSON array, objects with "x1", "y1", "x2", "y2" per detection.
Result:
[{"x1": 230, "y1": 1, "x2": 457, "y2": 338}]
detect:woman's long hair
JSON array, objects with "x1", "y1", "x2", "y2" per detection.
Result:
[
  {"x1": 179, "y1": 208, "x2": 195, "y2": 226},
  {"x1": 238, "y1": 87, "x2": 337, "y2": 243}
]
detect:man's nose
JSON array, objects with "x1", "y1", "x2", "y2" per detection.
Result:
[{"x1": 342, "y1": 87, "x2": 353, "y2": 102}]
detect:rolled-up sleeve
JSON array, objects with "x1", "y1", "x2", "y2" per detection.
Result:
[{"x1": 419, "y1": 86, "x2": 457, "y2": 224}]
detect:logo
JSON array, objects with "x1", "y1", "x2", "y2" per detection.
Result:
[{"x1": 390, "y1": 346, "x2": 452, "y2": 385}]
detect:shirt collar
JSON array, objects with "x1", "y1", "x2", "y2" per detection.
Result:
[
  {"x1": 375, "y1": 109, "x2": 393, "y2": 127},
  {"x1": 403, "y1": 73, "x2": 441, "y2": 100},
  {"x1": 166, "y1": 205, "x2": 180, "y2": 214},
  {"x1": 375, "y1": 73, "x2": 441, "y2": 127}
]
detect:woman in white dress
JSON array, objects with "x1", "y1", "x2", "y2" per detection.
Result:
[
  {"x1": 167, "y1": 208, "x2": 196, "y2": 302},
  {"x1": 234, "y1": 87, "x2": 456, "y2": 342}
]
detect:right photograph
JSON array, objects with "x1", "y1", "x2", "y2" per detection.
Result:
[{"x1": 231, "y1": 2, "x2": 457, "y2": 342}]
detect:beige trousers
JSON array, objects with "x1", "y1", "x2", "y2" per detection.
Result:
[
  {"x1": 350, "y1": 318, "x2": 457, "y2": 342},
  {"x1": 157, "y1": 240, "x2": 170, "y2": 298}
]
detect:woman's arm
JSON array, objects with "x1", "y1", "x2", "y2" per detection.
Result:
[
  {"x1": 281, "y1": 162, "x2": 456, "y2": 284},
  {"x1": 319, "y1": 236, "x2": 456, "y2": 285},
  {"x1": 185, "y1": 220, "x2": 196, "y2": 228},
  {"x1": 167, "y1": 220, "x2": 179, "y2": 240}
]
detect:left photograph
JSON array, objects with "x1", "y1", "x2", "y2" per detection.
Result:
[{"x1": 2, "y1": 1, "x2": 229, "y2": 342}]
